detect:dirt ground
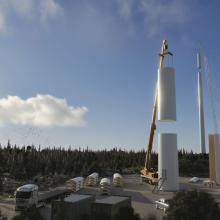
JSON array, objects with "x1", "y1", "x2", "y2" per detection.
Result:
[{"x1": 1, "y1": 175, "x2": 220, "y2": 220}]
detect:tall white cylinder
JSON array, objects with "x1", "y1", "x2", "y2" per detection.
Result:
[
  {"x1": 158, "y1": 67, "x2": 176, "y2": 121},
  {"x1": 198, "y1": 71, "x2": 206, "y2": 153},
  {"x1": 158, "y1": 133, "x2": 179, "y2": 191}
]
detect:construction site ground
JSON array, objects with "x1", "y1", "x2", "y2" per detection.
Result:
[{"x1": 1, "y1": 174, "x2": 220, "y2": 220}]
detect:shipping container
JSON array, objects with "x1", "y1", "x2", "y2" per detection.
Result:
[
  {"x1": 91, "y1": 196, "x2": 131, "y2": 220},
  {"x1": 51, "y1": 194, "x2": 95, "y2": 220}
]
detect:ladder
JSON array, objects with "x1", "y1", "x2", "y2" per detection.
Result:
[
  {"x1": 152, "y1": 178, "x2": 165, "y2": 193},
  {"x1": 152, "y1": 169, "x2": 167, "y2": 193}
]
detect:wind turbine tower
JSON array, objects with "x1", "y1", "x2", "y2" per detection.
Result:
[{"x1": 197, "y1": 52, "x2": 206, "y2": 153}]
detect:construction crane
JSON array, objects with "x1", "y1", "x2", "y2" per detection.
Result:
[{"x1": 140, "y1": 40, "x2": 173, "y2": 185}]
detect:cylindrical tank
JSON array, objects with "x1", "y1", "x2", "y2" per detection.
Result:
[
  {"x1": 158, "y1": 133, "x2": 179, "y2": 191},
  {"x1": 158, "y1": 67, "x2": 176, "y2": 121}
]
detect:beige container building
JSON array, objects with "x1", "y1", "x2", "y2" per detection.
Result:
[
  {"x1": 209, "y1": 134, "x2": 220, "y2": 183},
  {"x1": 209, "y1": 135, "x2": 216, "y2": 181}
]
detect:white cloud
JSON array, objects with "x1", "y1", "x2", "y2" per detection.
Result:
[
  {"x1": 40, "y1": 0, "x2": 61, "y2": 22},
  {"x1": 0, "y1": 0, "x2": 61, "y2": 33},
  {"x1": 0, "y1": 0, "x2": 190, "y2": 36},
  {"x1": 9, "y1": 0, "x2": 33, "y2": 17},
  {"x1": 139, "y1": 0, "x2": 189, "y2": 36},
  {"x1": 116, "y1": 0, "x2": 190, "y2": 36},
  {"x1": 0, "y1": 94, "x2": 88, "y2": 127},
  {"x1": 0, "y1": 12, "x2": 6, "y2": 32},
  {"x1": 116, "y1": 0, "x2": 133, "y2": 20}
]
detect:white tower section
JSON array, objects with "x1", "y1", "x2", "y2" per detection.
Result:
[
  {"x1": 197, "y1": 53, "x2": 206, "y2": 153},
  {"x1": 158, "y1": 133, "x2": 179, "y2": 191},
  {"x1": 158, "y1": 67, "x2": 176, "y2": 121}
]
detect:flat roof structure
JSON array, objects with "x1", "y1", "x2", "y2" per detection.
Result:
[
  {"x1": 95, "y1": 196, "x2": 130, "y2": 204},
  {"x1": 64, "y1": 194, "x2": 93, "y2": 203}
]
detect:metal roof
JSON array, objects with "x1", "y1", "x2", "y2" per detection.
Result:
[
  {"x1": 17, "y1": 184, "x2": 38, "y2": 192},
  {"x1": 64, "y1": 194, "x2": 93, "y2": 203},
  {"x1": 95, "y1": 196, "x2": 129, "y2": 205}
]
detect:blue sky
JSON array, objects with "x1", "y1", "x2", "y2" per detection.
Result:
[{"x1": 0, "y1": 0, "x2": 219, "y2": 152}]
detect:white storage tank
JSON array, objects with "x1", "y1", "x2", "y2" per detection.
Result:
[
  {"x1": 113, "y1": 173, "x2": 123, "y2": 187},
  {"x1": 158, "y1": 133, "x2": 179, "y2": 191},
  {"x1": 65, "y1": 177, "x2": 84, "y2": 192},
  {"x1": 100, "y1": 178, "x2": 111, "y2": 195},
  {"x1": 158, "y1": 67, "x2": 176, "y2": 121}
]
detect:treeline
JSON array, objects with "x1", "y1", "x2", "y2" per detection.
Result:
[
  {"x1": 0, "y1": 141, "x2": 209, "y2": 181},
  {"x1": 179, "y1": 149, "x2": 209, "y2": 177}
]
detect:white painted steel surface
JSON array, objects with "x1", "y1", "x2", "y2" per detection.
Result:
[
  {"x1": 158, "y1": 133, "x2": 179, "y2": 191},
  {"x1": 198, "y1": 65, "x2": 206, "y2": 153},
  {"x1": 158, "y1": 67, "x2": 176, "y2": 121}
]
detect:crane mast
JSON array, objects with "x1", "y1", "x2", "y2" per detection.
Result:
[{"x1": 141, "y1": 40, "x2": 173, "y2": 184}]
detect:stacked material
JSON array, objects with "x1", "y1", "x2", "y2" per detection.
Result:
[
  {"x1": 65, "y1": 177, "x2": 84, "y2": 192},
  {"x1": 113, "y1": 173, "x2": 123, "y2": 187},
  {"x1": 86, "y1": 173, "x2": 99, "y2": 186},
  {"x1": 100, "y1": 178, "x2": 111, "y2": 195}
]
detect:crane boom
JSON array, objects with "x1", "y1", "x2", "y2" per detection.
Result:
[{"x1": 141, "y1": 40, "x2": 173, "y2": 184}]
